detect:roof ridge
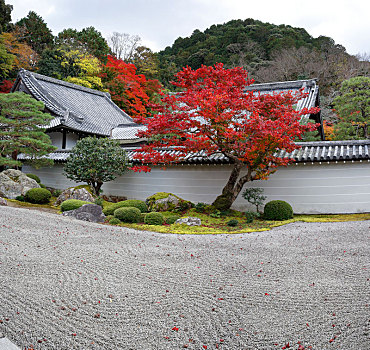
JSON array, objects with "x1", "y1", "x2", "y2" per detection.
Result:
[
  {"x1": 245, "y1": 79, "x2": 317, "y2": 91},
  {"x1": 296, "y1": 140, "x2": 370, "y2": 147},
  {"x1": 20, "y1": 69, "x2": 108, "y2": 97}
]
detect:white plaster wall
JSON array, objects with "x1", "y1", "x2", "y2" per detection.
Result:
[
  {"x1": 22, "y1": 161, "x2": 370, "y2": 214},
  {"x1": 48, "y1": 132, "x2": 62, "y2": 149},
  {"x1": 47, "y1": 132, "x2": 79, "y2": 150},
  {"x1": 66, "y1": 133, "x2": 79, "y2": 149},
  {"x1": 22, "y1": 164, "x2": 83, "y2": 189}
]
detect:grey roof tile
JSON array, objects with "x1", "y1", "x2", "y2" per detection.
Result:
[
  {"x1": 12, "y1": 69, "x2": 139, "y2": 136},
  {"x1": 20, "y1": 140, "x2": 369, "y2": 164}
]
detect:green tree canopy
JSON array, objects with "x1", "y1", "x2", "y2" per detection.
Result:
[
  {"x1": 333, "y1": 76, "x2": 370, "y2": 139},
  {"x1": 0, "y1": 92, "x2": 56, "y2": 168},
  {"x1": 15, "y1": 11, "x2": 54, "y2": 54},
  {"x1": 0, "y1": 0, "x2": 12, "y2": 33},
  {"x1": 38, "y1": 46, "x2": 103, "y2": 90},
  {"x1": 56, "y1": 26, "x2": 110, "y2": 61},
  {"x1": 64, "y1": 137, "x2": 130, "y2": 195},
  {"x1": 0, "y1": 35, "x2": 14, "y2": 80}
]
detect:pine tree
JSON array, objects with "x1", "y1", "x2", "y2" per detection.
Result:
[{"x1": 0, "y1": 92, "x2": 56, "y2": 168}]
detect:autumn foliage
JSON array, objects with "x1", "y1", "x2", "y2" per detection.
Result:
[
  {"x1": 101, "y1": 55, "x2": 161, "y2": 118},
  {"x1": 134, "y1": 63, "x2": 319, "y2": 209}
]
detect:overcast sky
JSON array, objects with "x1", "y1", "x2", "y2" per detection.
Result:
[{"x1": 7, "y1": 0, "x2": 370, "y2": 56}]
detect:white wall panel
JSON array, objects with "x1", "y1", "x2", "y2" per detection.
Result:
[
  {"x1": 22, "y1": 162, "x2": 370, "y2": 214},
  {"x1": 48, "y1": 132, "x2": 62, "y2": 149}
]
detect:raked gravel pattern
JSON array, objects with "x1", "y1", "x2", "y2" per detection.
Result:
[{"x1": 0, "y1": 206, "x2": 369, "y2": 350}]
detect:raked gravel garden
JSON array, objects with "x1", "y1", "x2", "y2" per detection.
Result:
[{"x1": 0, "y1": 205, "x2": 369, "y2": 349}]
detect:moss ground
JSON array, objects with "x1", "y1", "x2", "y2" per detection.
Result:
[
  {"x1": 5, "y1": 198, "x2": 369, "y2": 234},
  {"x1": 111, "y1": 208, "x2": 370, "y2": 235},
  {"x1": 7, "y1": 197, "x2": 60, "y2": 213}
]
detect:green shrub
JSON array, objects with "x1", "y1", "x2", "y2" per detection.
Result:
[
  {"x1": 140, "y1": 213, "x2": 147, "y2": 223},
  {"x1": 26, "y1": 173, "x2": 40, "y2": 183},
  {"x1": 165, "y1": 215, "x2": 181, "y2": 224},
  {"x1": 122, "y1": 199, "x2": 148, "y2": 213},
  {"x1": 227, "y1": 219, "x2": 239, "y2": 227},
  {"x1": 114, "y1": 207, "x2": 141, "y2": 223},
  {"x1": 94, "y1": 197, "x2": 104, "y2": 207},
  {"x1": 52, "y1": 189, "x2": 62, "y2": 197},
  {"x1": 195, "y1": 202, "x2": 207, "y2": 213},
  {"x1": 144, "y1": 212, "x2": 164, "y2": 225},
  {"x1": 39, "y1": 183, "x2": 46, "y2": 188},
  {"x1": 105, "y1": 215, "x2": 114, "y2": 222},
  {"x1": 103, "y1": 199, "x2": 148, "y2": 215},
  {"x1": 60, "y1": 199, "x2": 90, "y2": 212},
  {"x1": 210, "y1": 210, "x2": 221, "y2": 218},
  {"x1": 109, "y1": 218, "x2": 121, "y2": 225},
  {"x1": 264, "y1": 200, "x2": 293, "y2": 221},
  {"x1": 25, "y1": 188, "x2": 51, "y2": 204},
  {"x1": 245, "y1": 211, "x2": 256, "y2": 223},
  {"x1": 242, "y1": 188, "x2": 266, "y2": 213},
  {"x1": 212, "y1": 195, "x2": 232, "y2": 211},
  {"x1": 15, "y1": 195, "x2": 25, "y2": 202}
]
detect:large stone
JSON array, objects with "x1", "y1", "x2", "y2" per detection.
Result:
[
  {"x1": 175, "y1": 217, "x2": 202, "y2": 226},
  {"x1": 62, "y1": 204, "x2": 105, "y2": 223},
  {"x1": 101, "y1": 194, "x2": 127, "y2": 203},
  {"x1": 0, "y1": 169, "x2": 39, "y2": 199},
  {"x1": 55, "y1": 187, "x2": 95, "y2": 205},
  {"x1": 0, "y1": 197, "x2": 7, "y2": 206}
]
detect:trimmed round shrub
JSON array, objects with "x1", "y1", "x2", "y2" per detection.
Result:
[
  {"x1": 264, "y1": 200, "x2": 293, "y2": 221},
  {"x1": 15, "y1": 195, "x2": 25, "y2": 202},
  {"x1": 144, "y1": 212, "x2": 164, "y2": 225},
  {"x1": 103, "y1": 199, "x2": 148, "y2": 216},
  {"x1": 26, "y1": 173, "x2": 40, "y2": 183},
  {"x1": 165, "y1": 215, "x2": 181, "y2": 225},
  {"x1": 114, "y1": 207, "x2": 141, "y2": 223},
  {"x1": 227, "y1": 219, "x2": 239, "y2": 227},
  {"x1": 25, "y1": 188, "x2": 51, "y2": 204},
  {"x1": 60, "y1": 199, "x2": 90, "y2": 212},
  {"x1": 122, "y1": 199, "x2": 148, "y2": 213},
  {"x1": 109, "y1": 218, "x2": 121, "y2": 225}
]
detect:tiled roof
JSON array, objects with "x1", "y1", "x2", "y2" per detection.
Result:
[
  {"x1": 244, "y1": 79, "x2": 319, "y2": 122},
  {"x1": 11, "y1": 69, "x2": 139, "y2": 136},
  {"x1": 111, "y1": 124, "x2": 147, "y2": 140},
  {"x1": 22, "y1": 140, "x2": 369, "y2": 164}
]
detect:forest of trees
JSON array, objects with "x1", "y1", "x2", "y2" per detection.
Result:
[{"x1": 0, "y1": 1, "x2": 368, "y2": 140}]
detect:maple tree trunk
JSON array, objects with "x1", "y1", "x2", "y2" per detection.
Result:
[{"x1": 212, "y1": 162, "x2": 252, "y2": 210}]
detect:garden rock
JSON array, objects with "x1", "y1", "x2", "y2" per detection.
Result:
[
  {"x1": 154, "y1": 195, "x2": 179, "y2": 211},
  {"x1": 0, "y1": 169, "x2": 39, "y2": 199},
  {"x1": 175, "y1": 217, "x2": 201, "y2": 226},
  {"x1": 0, "y1": 197, "x2": 7, "y2": 206},
  {"x1": 55, "y1": 187, "x2": 95, "y2": 205},
  {"x1": 62, "y1": 204, "x2": 105, "y2": 223},
  {"x1": 102, "y1": 194, "x2": 127, "y2": 203}
]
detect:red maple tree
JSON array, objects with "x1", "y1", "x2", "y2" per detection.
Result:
[
  {"x1": 101, "y1": 55, "x2": 161, "y2": 118},
  {"x1": 134, "y1": 63, "x2": 319, "y2": 210},
  {"x1": 0, "y1": 79, "x2": 14, "y2": 93}
]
